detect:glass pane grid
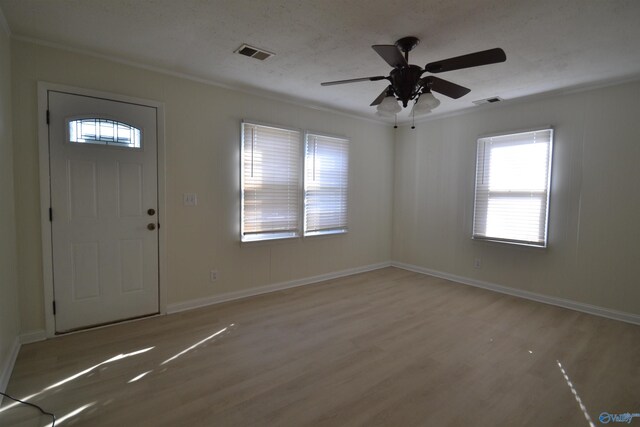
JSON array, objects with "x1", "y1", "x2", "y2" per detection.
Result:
[{"x1": 69, "y1": 118, "x2": 141, "y2": 148}]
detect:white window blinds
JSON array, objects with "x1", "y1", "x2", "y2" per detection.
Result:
[
  {"x1": 304, "y1": 133, "x2": 349, "y2": 236},
  {"x1": 241, "y1": 122, "x2": 301, "y2": 242},
  {"x1": 472, "y1": 128, "x2": 553, "y2": 247}
]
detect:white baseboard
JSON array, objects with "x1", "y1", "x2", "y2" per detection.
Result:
[
  {"x1": 391, "y1": 261, "x2": 640, "y2": 326},
  {"x1": 167, "y1": 261, "x2": 392, "y2": 314},
  {"x1": 19, "y1": 330, "x2": 47, "y2": 344},
  {"x1": 0, "y1": 337, "x2": 20, "y2": 400},
  {"x1": 0, "y1": 331, "x2": 47, "y2": 402}
]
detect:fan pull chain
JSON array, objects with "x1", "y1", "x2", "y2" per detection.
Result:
[
  {"x1": 394, "y1": 114, "x2": 398, "y2": 129},
  {"x1": 411, "y1": 108, "x2": 416, "y2": 129}
]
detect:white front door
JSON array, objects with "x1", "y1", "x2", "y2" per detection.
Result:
[{"x1": 48, "y1": 91, "x2": 159, "y2": 332}]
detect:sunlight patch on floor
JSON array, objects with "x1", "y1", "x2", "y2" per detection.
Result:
[
  {"x1": 556, "y1": 360, "x2": 595, "y2": 427},
  {"x1": 127, "y1": 370, "x2": 152, "y2": 383},
  {"x1": 43, "y1": 402, "x2": 95, "y2": 427},
  {"x1": 0, "y1": 347, "x2": 154, "y2": 414},
  {"x1": 161, "y1": 327, "x2": 228, "y2": 365},
  {"x1": 46, "y1": 347, "x2": 154, "y2": 390}
]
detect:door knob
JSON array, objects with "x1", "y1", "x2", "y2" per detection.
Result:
[
  {"x1": 147, "y1": 208, "x2": 156, "y2": 216},
  {"x1": 147, "y1": 223, "x2": 156, "y2": 231}
]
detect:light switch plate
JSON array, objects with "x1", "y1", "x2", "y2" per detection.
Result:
[{"x1": 183, "y1": 193, "x2": 198, "y2": 206}]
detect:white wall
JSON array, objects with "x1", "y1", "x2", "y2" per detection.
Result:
[
  {"x1": 0, "y1": 25, "x2": 20, "y2": 388},
  {"x1": 11, "y1": 40, "x2": 394, "y2": 334},
  {"x1": 9, "y1": 37, "x2": 640, "y2": 337},
  {"x1": 393, "y1": 81, "x2": 640, "y2": 315}
]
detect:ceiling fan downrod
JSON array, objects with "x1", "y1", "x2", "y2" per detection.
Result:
[{"x1": 395, "y1": 36, "x2": 420, "y2": 61}]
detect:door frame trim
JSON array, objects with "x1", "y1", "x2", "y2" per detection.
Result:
[{"x1": 37, "y1": 82, "x2": 167, "y2": 337}]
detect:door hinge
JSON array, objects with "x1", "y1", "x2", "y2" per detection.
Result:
[
  {"x1": 49, "y1": 207, "x2": 53, "y2": 222},
  {"x1": 53, "y1": 300, "x2": 56, "y2": 315},
  {"x1": 46, "y1": 110, "x2": 50, "y2": 125}
]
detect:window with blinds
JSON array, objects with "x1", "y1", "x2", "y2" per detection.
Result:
[
  {"x1": 472, "y1": 128, "x2": 553, "y2": 247},
  {"x1": 304, "y1": 133, "x2": 349, "y2": 236},
  {"x1": 241, "y1": 122, "x2": 301, "y2": 242}
]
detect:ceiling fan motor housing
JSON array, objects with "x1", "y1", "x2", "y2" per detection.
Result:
[
  {"x1": 389, "y1": 65, "x2": 424, "y2": 107},
  {"x1": 320, "y1": 35, "x2": 506, "y2": 114}
]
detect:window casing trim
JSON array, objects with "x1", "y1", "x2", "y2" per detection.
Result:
[
  {"x1": 303, "y1": 131, "x2": 350, "y2": 237},
  {"x1": 476, "y1": 125, "x2": 553, "y2": 140},
  {"x1": 240, "y1": 121, "x2": 350, "y2": 243},
  {"x1": 304, "y1": 228, "x2": 348, "y2": 238},
  {"x1": 471, "y1": 126, "x2": 554, "y2": 248}
]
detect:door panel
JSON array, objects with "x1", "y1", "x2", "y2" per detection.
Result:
[
  {"x1": 120, "y1": 239, "x2": 144, "y2": 293},
  {"x1": 69, "y1": 160, "x2": 98, "y2": 219},
  {"x1": 118, "y1": 162, "x2": 143, "y2": 217},
  {"x1": 71, "y1": 242, "x2": 100, "y2": 300},
  {"x1": 49, "y1": 91, "x2": 159, "y2": 332}
]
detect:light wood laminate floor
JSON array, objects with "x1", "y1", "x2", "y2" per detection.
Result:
[{"x1": 1, "y1": 267, "x2": 639, "y2": 426}]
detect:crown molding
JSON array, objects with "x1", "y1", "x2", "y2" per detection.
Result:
[
  {"x1": 10, "y1": 34, "x2": 640, "y2": 129},
  {"x1": 11, "y1": 35, "x2": 386, "y2": 126},
  {"x1": 398, "y1": 73, "x2": 640, "y2": 127}
]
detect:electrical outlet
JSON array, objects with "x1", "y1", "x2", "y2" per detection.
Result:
[
  {"x1": 474, "y1": 258, "x2": 482, "y2": 269},
  {"x1": 210, "y1": 270, "x2": 218, "y2": 282},
  {"x1": 183, "y1": 193, "x2": 198, "y2": 206}
]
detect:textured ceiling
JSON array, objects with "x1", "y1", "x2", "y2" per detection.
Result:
[{"x1": 1, "y1": 0, "x2": 640, "y2": 122}]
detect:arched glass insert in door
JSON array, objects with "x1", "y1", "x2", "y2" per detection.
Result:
[{"x1": 68, "y1": 118, "x2": 141, "y2": 148}]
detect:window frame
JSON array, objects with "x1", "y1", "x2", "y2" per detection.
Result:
[
  {"x1": 303, "y1": 131, "x2": 350, "y2": 237},
  {"x1": 240, "y1": 121, "x2": 350, "y2": 243},
  {"x1": 471, "y1": 127, "x2": 554, "y2": 248},
  {"x1": 240, "y1": 120, "x2": 304, "y2": 243}
]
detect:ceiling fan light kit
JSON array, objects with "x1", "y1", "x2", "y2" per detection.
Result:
[
  {"x1": 414, "y1": 92, "x2": 440, "y2": 115},
  {"x1": 321, "y1": 36, "x2": 507, "y2": 126},
  {"x1": 377, "y1": 95, "x2": 403, "y2": 115}
]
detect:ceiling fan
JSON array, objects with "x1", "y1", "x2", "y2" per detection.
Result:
[{"x1": 321, "y1": 36, "x2": 506, "y2": 117}]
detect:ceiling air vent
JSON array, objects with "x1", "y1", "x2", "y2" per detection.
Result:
[
  {"x1": 235, "y1": 44, "x2": 274, "y2": 61},
  {"x1": 473, "y1": 96, "x2": 503, "y2": 105}
]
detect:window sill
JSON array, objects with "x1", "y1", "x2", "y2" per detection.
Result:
[
  {"x1": 241, "y1": 232, "x2": 299, "y2": 244},
  {"x1": 304, "y1": 229, "x2": 347, "y2": 238},
  {"x1": 472, "y1": 236, "x2": 547, "y2": 249}
]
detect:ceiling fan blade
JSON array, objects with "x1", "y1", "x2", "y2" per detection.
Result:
[
  {"x1": 424, "y1": 48, "x2": 506, "y2": 73},
  {"x1": 424, "y1": 76, "x2": 471, "y2": 99},
  {"x1": 321, "y1": 76, "x2": 387, "y2": 86},
  {"x1": 370, "y1": 86, "x2": 391, "y2": 106},
  {"x1": 372, "y1": 45, "x2": 408, "y2": 68}
]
